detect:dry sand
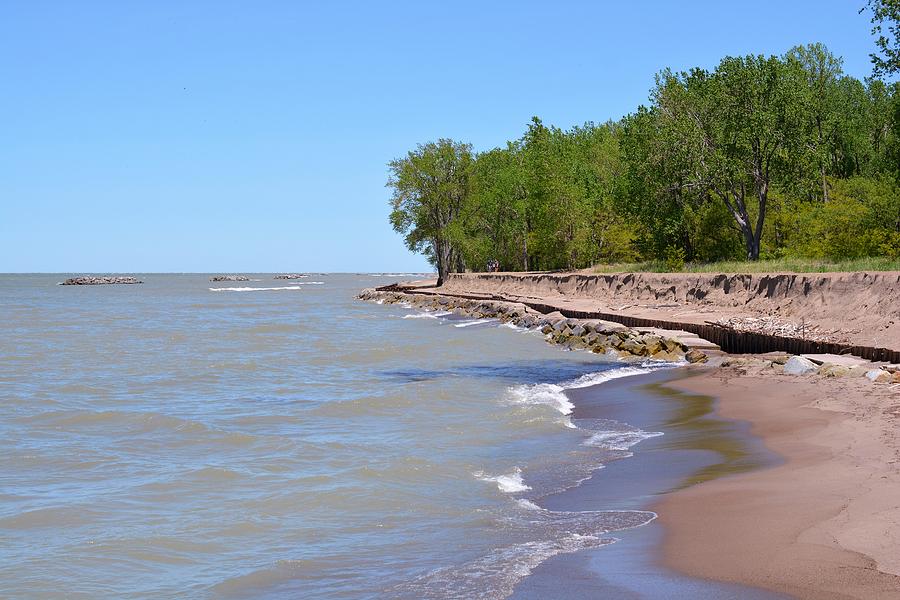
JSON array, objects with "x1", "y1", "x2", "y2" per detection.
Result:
[{"x1": 656, "y1": 364, "x2": 900, "y2": 599}]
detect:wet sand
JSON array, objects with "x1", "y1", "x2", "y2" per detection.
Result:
[
  {"x1": 511, "y1": 369, "x2": 789, "y2": 599},
  {"x1": 654, "y1": 366, "x2": 900, "y2": 599}
]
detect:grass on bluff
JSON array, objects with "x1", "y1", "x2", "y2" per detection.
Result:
[{"x1": 590, "y1": 256, "x2": 900, "y2": 274}]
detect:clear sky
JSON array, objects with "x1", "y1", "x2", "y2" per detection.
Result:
[{"x1": 0, "y1": 1, "x2": 884, "y2": 272}]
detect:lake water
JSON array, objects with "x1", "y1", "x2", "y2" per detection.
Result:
[{"x1": 1, "y1": 273, "x2": 698, "y2": 598}]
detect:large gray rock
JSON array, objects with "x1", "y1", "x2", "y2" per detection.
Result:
[{"x1": 783, "y1": 356, "x2": 818, "y2": 375}]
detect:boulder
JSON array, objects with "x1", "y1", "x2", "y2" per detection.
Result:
[
  {"x1": 866, "y1": 369, "x2": 893, "y2": 384},
  {"x1": 818, "y1": 363, "x2": 851, "y2": 378},
  {"x1": 722, "y1": 356, "x2": 751, "y2": 368},
  {"x1": 893, "y1": 371, "x2": 900, "y2": 384},
  {"x1": 783, "y1": 356, "x2": 818, "y2": 375},
  {"x1": 847, "y1": 366, "x2": 872, "y2": 378},
  {"x1": 639, "y1": 334, "x2": 664, "y2": 355},
  {"x1": 621, "y1": 338, "x2": 647, "y2": 356},
  {"x1": 685, "y1": 349, "x2": 708, "y2": 364}
]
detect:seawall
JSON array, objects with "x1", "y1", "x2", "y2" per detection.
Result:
[{"x1": 427, "y1": 271, "x2": 900, "y2": 362}]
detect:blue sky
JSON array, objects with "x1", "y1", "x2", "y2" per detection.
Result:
[{"x1": 0, "y1": 1, "x2": 883, "y2": 272}]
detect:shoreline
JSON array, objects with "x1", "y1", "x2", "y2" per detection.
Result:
[
  {"x1": 655, "y1": 365, "x2": 900, "y2": 599},
  {"x1": 362, "y1": 279, "x2": 900, "y2": 598},
  {"x1": 511, "y1": 367, "x2": 787, "y2": 599}
]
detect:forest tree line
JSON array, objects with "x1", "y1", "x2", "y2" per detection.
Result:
[{"x1": 389, "y1": 16, "x2": 900, "y2": 284}]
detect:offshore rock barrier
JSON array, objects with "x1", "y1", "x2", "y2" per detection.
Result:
[
  {"x1": 61, "y1": 276, "x2": 142, "y2": 285},
  {"x1": 274, "y1": 274, "x2": 308, "y2": 279},
  {"x1": 359, "y1": 288, "x2": 700, "y2": 363},
  {"x1": 210, "y1": 275, "x2": 249, "y2": 282}
]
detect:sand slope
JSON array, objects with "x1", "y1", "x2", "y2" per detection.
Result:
[
  {"x1": 656, "y1": 367, "x2": 900, "y2": 600},
  {"x1": 439, "y1": 272, "x2": 900, "y2": 350}
]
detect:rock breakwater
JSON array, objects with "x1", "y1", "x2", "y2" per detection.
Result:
[
  {"x1": 359, "y1": 288, "x2": 698, "y2": 362},
  {"x1": 61, "y1": 276, "x2": 142, "y2": 285},
  {"x1": 210, "y1": 275, "x2": 249, "y2": 282}
]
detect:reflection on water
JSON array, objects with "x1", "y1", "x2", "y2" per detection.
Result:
[{"x1": 640, "y1": 378, "x2": 775, "y2": 489}]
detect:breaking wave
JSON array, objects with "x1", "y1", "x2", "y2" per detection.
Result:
[
  {"x1": 474, "y1": 468, "x2": 531, "y2": 493},
  {"x1": 392, "y1": 501, "x2": 656, "y2": 599},
  {"x1": 209, "y1": 283, "x2": 323, "y2": 292}
]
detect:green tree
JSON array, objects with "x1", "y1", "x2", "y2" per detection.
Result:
[
  {"x1": 864, "y1": 0, "x2": 900, "y2": 76},
  {"x1": 649, "y1": 54, "x2": 809, "y2": 260},
  {"x1": 387, "y1": 139, "x2": 474, "y2": 286}
]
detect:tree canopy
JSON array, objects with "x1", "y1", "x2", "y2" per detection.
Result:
[{"x1": 387, "y1": 42, "x2": 900, "y2": 276}]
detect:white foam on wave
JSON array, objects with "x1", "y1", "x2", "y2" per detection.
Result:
[
  {"x1": 209, "y1": 286, "x2": 305, "y2": 292},
  {"x1": 474, "y1": 467, "x2": 531, "y2": 493},
  {"x1": 392, "y1": 500, "x2": 657, "y2": 599},
  {"x1": 507, "y1": 382, "x2": 575, "y2": 415},
  {"x1": 401, "y1": 311, "x2": 452, "y2": 320},
  {"x1": 453, "y1": 318, "x2": 496, "y2": 328},
  {"x1": 584, "y1": 429, "x2": 663, "y2": 451},
  {"x1": 506, "y1": 364, "x2": 668, "y2": 416}
]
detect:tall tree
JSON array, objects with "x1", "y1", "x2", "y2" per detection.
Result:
[
  {"x1": 387, "y1": 139, "x2": 474, "y2": 286},
  {"x1": 865, "y1": 0, "x2": 900, "y2": 76},
  {"x1": 650, "y1": 55, "x2": 807, "y2": 260},
  {"x1": 787, "y1": 43, "x2": 844, "y2": 201}
]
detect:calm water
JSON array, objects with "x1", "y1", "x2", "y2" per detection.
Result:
[{"x1": 1, "y1": 274, "x2": 672, "y2": 598}]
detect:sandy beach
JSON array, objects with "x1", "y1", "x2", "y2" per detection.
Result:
[
  {"x1": 657, "y1": 364, "x2": 900, "y2": 599},
  {"x1": 384, "y1": 272, "x2": 900, "y2": 598}
]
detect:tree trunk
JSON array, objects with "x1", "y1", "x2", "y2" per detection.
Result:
[
  {"x1": 522, "y1": 222, "x2": 529, "y2": 271},
  {"x1": 435, "y1": 239, "x2": 453, "y2": 287}
]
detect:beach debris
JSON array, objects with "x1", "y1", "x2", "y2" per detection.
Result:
[
  {"x1": 711, "y1": 316, "x2": 849, "y2": 344},
  {"x1": 61, "y1": 276, "x2": 142, "y2": 285},
  {"x1": 783, "y1": 356, "x2": 818, "y2": 375},
  {"x1": 210, "y1": 275, "x2": 249, "y2": 282}
]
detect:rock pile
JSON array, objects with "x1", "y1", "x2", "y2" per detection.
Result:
[
  {"x1": 61, "y1": 276, "x2": 143, "y2": 285},
  {"x1": 210, "y1": 275, "x2": 250, "y2": 282},
  {"x1": 358, "y1": 288, "x2": 695, "y2": 362},
  {"x1": 721, "y1": 355, "x2": 900, "y2": 384},
  {"x1": 274, "y1": 274, "x2": 308, "y2": 279}
]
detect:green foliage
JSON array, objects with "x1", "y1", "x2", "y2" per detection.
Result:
[
  {"x1": 664, "y1": 246, "x2": 686, "y2": 272},
  {"x1": 782, "y1": 177, "x2": 900, "y2": 260},
  {"x1": 387, "y1": 139, "x2": 474, "y2": 284},
  {"x1": 388, "y1": 40, "x2": 899, "y2": 276},
  {"x1": 865, "y1": 0, "x2": 900, "y2": 76}
]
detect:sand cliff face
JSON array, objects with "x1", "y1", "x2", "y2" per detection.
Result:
[{"x1": 439, "y1": 272, "x2": 900, "y2": 351}]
